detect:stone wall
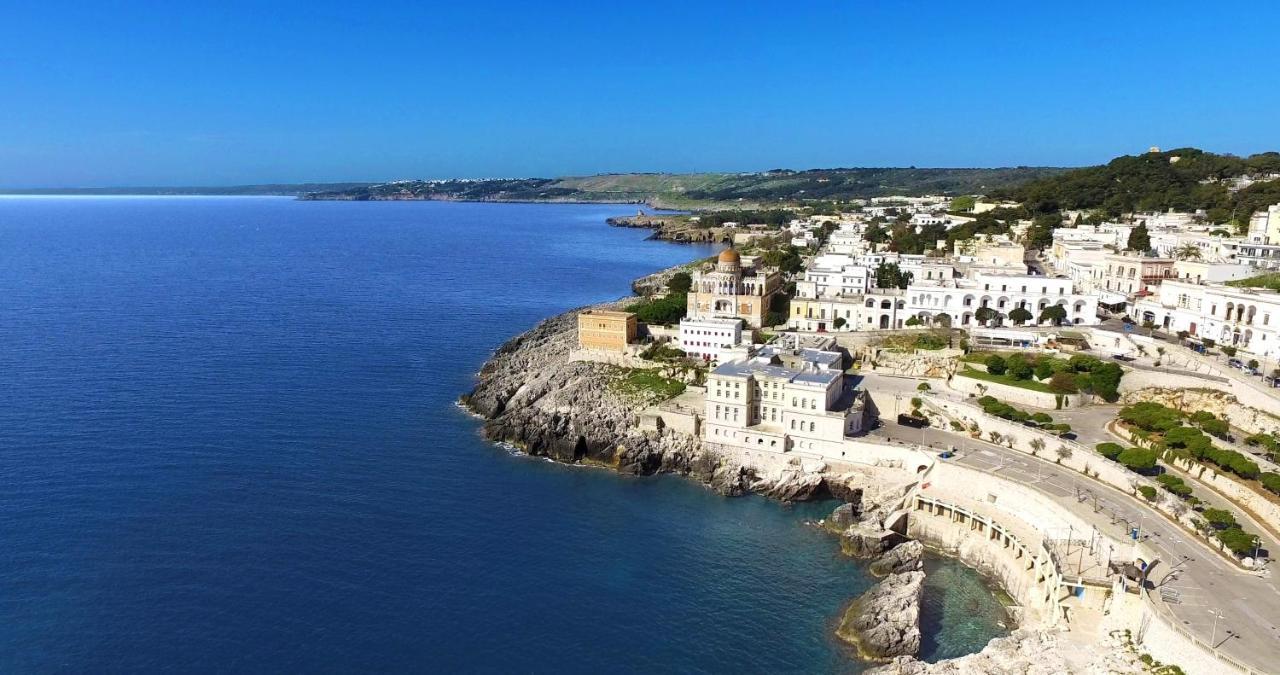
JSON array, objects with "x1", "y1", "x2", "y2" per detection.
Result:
[
  {"x1": 1120, "y1": 385, "x2": 1280, "y2": 437},
  {"x1": 949, "y1": 373, "x2": 1086, "y2": 409}
]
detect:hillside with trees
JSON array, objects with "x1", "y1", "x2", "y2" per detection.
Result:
[
  {"x1": 299, "y1": 167, "x2": 1065, "y2": 206},
  {"x1": 990, "y1": 148, "x2": 1280, "y2": 228}
]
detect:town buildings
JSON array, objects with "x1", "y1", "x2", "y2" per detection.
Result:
[
  {"x1": 685, "y1": 248, "x2": 783, "y2": 328},
  {"x1": 678, "y1": 317, "x2": 745, "y2": 364},
  {"x1": 577, "y1": 310, "x2": 637, "y2": 352},
  {"x1": 703, "y1": 345, "x2": 866, "y2": 456},
  {"x1": 1130, "y1": 280, "x2": 1280, "y2": 360}
]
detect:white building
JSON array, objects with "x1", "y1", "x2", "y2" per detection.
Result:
[
  {"x1": 678, "y1": 317, "x2": 744, "y2": 364},
  {"x1": 904, "y1": 273, "x2": 1099, "y2": 327},
  {"x1": 704, "y1": 348, "x2": 866, "y2": 456},
  {"x1": 1130, "y1": 280, "x2": 1280, "y2": 359}
]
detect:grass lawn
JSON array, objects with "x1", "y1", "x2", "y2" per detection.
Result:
[
  {"x1": 610, "y1": 368, "x2": 687, "y2": 403},
  {"x1": 956, "y1": 367, "x2": 1053, "y2": 393}
]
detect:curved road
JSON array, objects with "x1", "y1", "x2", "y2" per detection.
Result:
[{"x1": 871, "y1": 418, "x2": 1280, "y2": 671}]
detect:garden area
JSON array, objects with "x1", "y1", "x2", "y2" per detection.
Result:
[
  {"x1": 1108, "y1": 401, "x2": 1274, "y2": 559},
  {"x1": 976, "y1": 396, "x2": 1072, "y2": 436},
  {"x1": 608, "y1": 367, "x2": 687, "y2": 405},
  {"x1": 959, "y1": 352, "x2": 1124, "y2": 401}
]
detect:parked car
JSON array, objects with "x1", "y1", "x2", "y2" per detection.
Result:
[
  {"x1": 1228, "y1": 358, "x2": 1244, "y2": 369},
  {"x1": 897, "y1": 414, "x2": 928, "y2": 429}
]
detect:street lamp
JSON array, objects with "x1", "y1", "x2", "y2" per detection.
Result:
[{"x1": 1207, "y1": 608, "x2": 1224, "y2": 647}]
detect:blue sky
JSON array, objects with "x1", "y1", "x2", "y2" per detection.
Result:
[{"x1": 2, "y1": 1, "x2": 1278, "y2": 187}]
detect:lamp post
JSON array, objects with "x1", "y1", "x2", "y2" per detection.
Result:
[{"x1": 1208, "y1": 608, "x2": 1223, "y2": 647}]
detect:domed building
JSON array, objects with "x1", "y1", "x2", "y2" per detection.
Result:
[{"x1": 685, "y1": 247, "x2": 783, "y2": 328}]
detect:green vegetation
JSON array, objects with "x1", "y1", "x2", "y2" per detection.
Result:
[
  {"x1": 1138, "y1": 485, "x2": 1158, "y2": 501},
  {"x1": 1227, "y1": 273, "x2": 1280, "y2": 291},
  {"x1": 1118, "y1": 402, "x2": 1262, "y2": 480},
  {"x1": 758, "y1": 245, "x2": 805, "y2": 274},
  {"x1": 610, "y1": 368, "x2": 686, "y2": 401},
  {"x1": 1038, "y1": 304, "x2": 1067, "y2": 326},
  {"x1": 1116, "y1": 447, "x2": 1159, "y2": 473},
  {"x1": 1156, "y1": 474, "x2": 1194, "y2": 498},
  {"x1": 304, "y1": 167, "x2": 1067, "y2": 205},
  {"x1": 874, "y1": 262, "x2": 913, "y2": 289},
  {"x1": 1095, "y1": 442, "x2": 1126, "y2": 461},
  {"x1": 626, "y1": 292, "x2": 687, "y2": 325},
  {"x1": 960, "y1": 366, "x2": 1051, "y2": 392},
  {"x1": 975, "y1": 396, "x2": 1071, "y2": 435},
  {"x1": 666, "y1": 272, "x2": 692, "y2": 294},
  {"x1": 963, "y1": 352, "x2": 1122, "y2": 400},
  {"x1": 1244, "y1": 433, "x2": 1280, "y2": 463},
  {"x1": 990, "y1": 148, "x2": 1280, "y2": 226},
  {"x1": 639, "y1": 342, "x2": 688, "y2": 362},
  {"x1": 1127, "y1": 223, "x2": 1152, "y2": 252},
  {"x1": 950, "y1": 195, "x2": 976, "y2": 212}
]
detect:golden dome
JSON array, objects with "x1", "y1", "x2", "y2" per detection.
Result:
[{"x1": 718, "y1": 248, "x2": 741, "y2": 264}]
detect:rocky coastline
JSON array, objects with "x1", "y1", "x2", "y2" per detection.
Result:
[
  {"x1": 606, "y1": 214, "x2": 731, "y2": 243},
  {"x1": 457, "y1": 273, "x2": 1032, "y2": 671},
  {"x1": 459, "y1": 304, "x2": 860, "y2": 501}
]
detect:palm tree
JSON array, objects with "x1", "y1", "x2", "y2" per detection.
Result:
[
  {"x1": 1029, "y1": 438, "x2": 1045, "y2": 456},
  {"x1": 1174, "y1": 244, "x2": 1202, "y2": 261}
]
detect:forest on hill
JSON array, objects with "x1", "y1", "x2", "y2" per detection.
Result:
[{"x1": 990, "y1": 148, "x2": 1280, "y2": 227}]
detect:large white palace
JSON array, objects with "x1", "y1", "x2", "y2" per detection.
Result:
[{"x1": 703, "y1": 345, "x2": 866, "y2": 456}]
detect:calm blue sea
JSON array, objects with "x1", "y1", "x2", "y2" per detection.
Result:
[{"x1": 0, "y1": 197, "x2": 1006, "y2": 673}]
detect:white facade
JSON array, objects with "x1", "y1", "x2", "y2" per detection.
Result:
[
  {"x1": 678, "y1": 317, "x2": 744, "y2": 364},
  {"x1": 903, "y1": 273, "x2": 1099, "y2": 327},
  {"x1": 704, "y1": 349, "x2": 865, "y2": 456},
  {"x1": 1131, "y1": 280, "x2": 1280, "y2": 360}
]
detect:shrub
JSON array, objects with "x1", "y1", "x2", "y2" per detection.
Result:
[
  {"x1": 1222, "y1": 346, "x2": 1238, "y2": 358},
  {"x1": 1048, "y1": 371, "x2": 1078, "y2": 394},
  {"x1": 626, "y1": 292, "x2": 688, "y2": 324},
  {"x1": 666, "y1": 272, "x2": 693, "y2": 294},
  {"x1": 985, "y1": 355, "x2": 1007, "y2": 376},
  {"x1": 1162, "y1": 425, "x2": 1207, "y2": 449},
  {"x1": 1088, "y1": 362, "x2": 1124, "y2": 402},
  {"x1": 1117, "y1": 447, "x2": 1159, "y2": 472},
  {"x1": 1033, "y1": 358, "x2": 1055, "y2": 380},
  {"x1": 1138, "y1": 485, "x2": 1158, "y2": 501},
  {"x1": 1031, "y1": 412, "x2": 1054, "y2": 425},
  {"x1": 833, "y1": 317, "x2": 847, "y2": 329},
  {"x1": 1006, "y1": 354, "x2": 1033, "y2": 380},
  {"x1": 1261, "y1": 472, "x2": 1280, "y2": 496},
  {"x1": 1156, "y1": 474, "x2": 1193, "y2": 498},
  {"x1": 917, "y1": 382, "x2": 930, "y2": 391},
  {"x1": 1119, "y1": 402, "x2": 1183, "y2": 433},
  {"x1": 1202, "y1": 508, "x2": 1236, "y2": 530},
  {"x1": 1096, "y1": 442, "x2": 1125, "y2": 461},
  {"x1": 1218, "y1": 527, "x2": 1260, "y2": 556}
]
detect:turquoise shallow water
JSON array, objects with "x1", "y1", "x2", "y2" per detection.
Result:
[{"x1": 0, "y1": 197, "x2": 1006, "y2": 672}]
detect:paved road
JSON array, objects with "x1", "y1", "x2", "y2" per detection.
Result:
[{"x1": 869, "y1": 420, "x2": 1280, "y2": 670}]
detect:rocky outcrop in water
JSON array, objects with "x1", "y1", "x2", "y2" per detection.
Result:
[
  {"x1": 869, "y1": 629, "x2": 1068, "y2": 674},
  {"x1": 870, "y1": 540, "x2": 924, "y2": 577},
  {"x1": 838, "y1": 569, "x2": 924, "y2": 660}
]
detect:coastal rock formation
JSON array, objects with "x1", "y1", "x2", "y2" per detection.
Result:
[
  {"x1": 870, "y1": 540, "x2": 924, "y2": 577},
  {"x1": 868, "y1": 629, "x2": 1069, "y2": 674},
  {"x1": 461, "y1": 304, "x2": 860, "y2": 500},
  {"x1": 840, "y1": 521, "x2": 894, "y2": 559},
  {"x1": 606, "y1": 215, "x2": 729, "y2": 244},
  {"x1": 837, "y1": 570, "x2": 925, "y2": 659}
]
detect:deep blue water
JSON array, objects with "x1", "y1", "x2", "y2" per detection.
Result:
[{"x1": 0, "y1": 197, "x2": 1005, "y2": 673}]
